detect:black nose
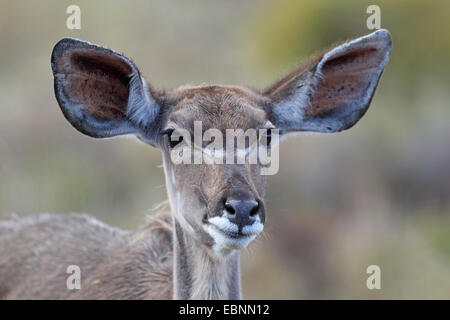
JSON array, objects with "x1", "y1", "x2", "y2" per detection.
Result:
[{"x1": 224, "y1": 199, "x2": 259, "y2": 231}]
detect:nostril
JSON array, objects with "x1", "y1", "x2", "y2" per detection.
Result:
[
  {"x1": 224, "y1": 200, "x2": 236, "y2": 215},
  {"x1": 249, "y1": 201, "x2": 259, "y2": 217}
]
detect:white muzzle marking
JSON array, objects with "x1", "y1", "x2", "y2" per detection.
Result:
[{"x1": 203, "y1": 214, "x2": 264, "y2": 257}]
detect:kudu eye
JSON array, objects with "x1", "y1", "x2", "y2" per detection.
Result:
[
  {"x1": 162, "y1": 129, "x2": 183, "y2": 149},
  {"x1": 260, "y1": 128, "x2": 273, "y2": 148}
]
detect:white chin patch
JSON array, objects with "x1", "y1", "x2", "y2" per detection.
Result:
[{"x1": 203, "y1": 214, "x2": 264, "y2": 257}]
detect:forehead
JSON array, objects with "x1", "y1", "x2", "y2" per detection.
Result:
[{"x1": 167, "y1": 85, "x2": 268, "y2": 131}]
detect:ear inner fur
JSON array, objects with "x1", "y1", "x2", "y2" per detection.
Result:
[
  {"x1": 265, "y1": 29, "x2": 392, "y2": 133},
  {"x1": 51, "y1": 38, "x2": 160, "y2": 139}
]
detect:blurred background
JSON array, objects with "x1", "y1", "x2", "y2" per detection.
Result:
[{"x1": 1, "y1": 0, "x2": 450, "y2": 299}]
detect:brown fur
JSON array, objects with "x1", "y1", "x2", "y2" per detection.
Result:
[
  {"x1": 0, "y1": 30, "x2": 391, "y2": 299},
  {"x1": 0, "y1": 213, "x2": 173, "y2": 299}
]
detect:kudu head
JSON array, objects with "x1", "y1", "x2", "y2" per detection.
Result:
[{"x1": 51, "y1": 29, "x2": 391, "y2": 259}]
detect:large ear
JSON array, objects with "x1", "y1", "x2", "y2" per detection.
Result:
[
  {"x1": 51, "y1": 38, "x2": 160, "y2": 140},
  {"x1": 265, "y1": 29, "x2": 392, "y2": 133}
]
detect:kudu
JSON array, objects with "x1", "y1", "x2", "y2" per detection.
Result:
[{"x1": 0, "y1": 29, "x2": 391, "y2": 299}]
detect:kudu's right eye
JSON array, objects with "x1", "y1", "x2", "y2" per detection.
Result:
[{"x1": 162, "y1": 129, "x2": 183, "y2": 149}]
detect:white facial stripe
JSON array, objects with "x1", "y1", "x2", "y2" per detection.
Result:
[
  {"x1": 194, "y1": 146, "x2": 255, "y2": 162},
  {"x1": 201, "y1": 147, "x2": 225, "y2": 159}
]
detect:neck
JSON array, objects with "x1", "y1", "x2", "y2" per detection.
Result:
[{"x1": 172, "y1": 220, "x2": 242, "y2": 300}]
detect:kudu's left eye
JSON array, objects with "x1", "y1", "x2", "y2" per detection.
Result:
[
  {"x1": 163, "y1": 129, "x2": 183, "y2": 149},
  {"x1": 260, "y1": 128, "x2": 273, "y2": 147}
]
